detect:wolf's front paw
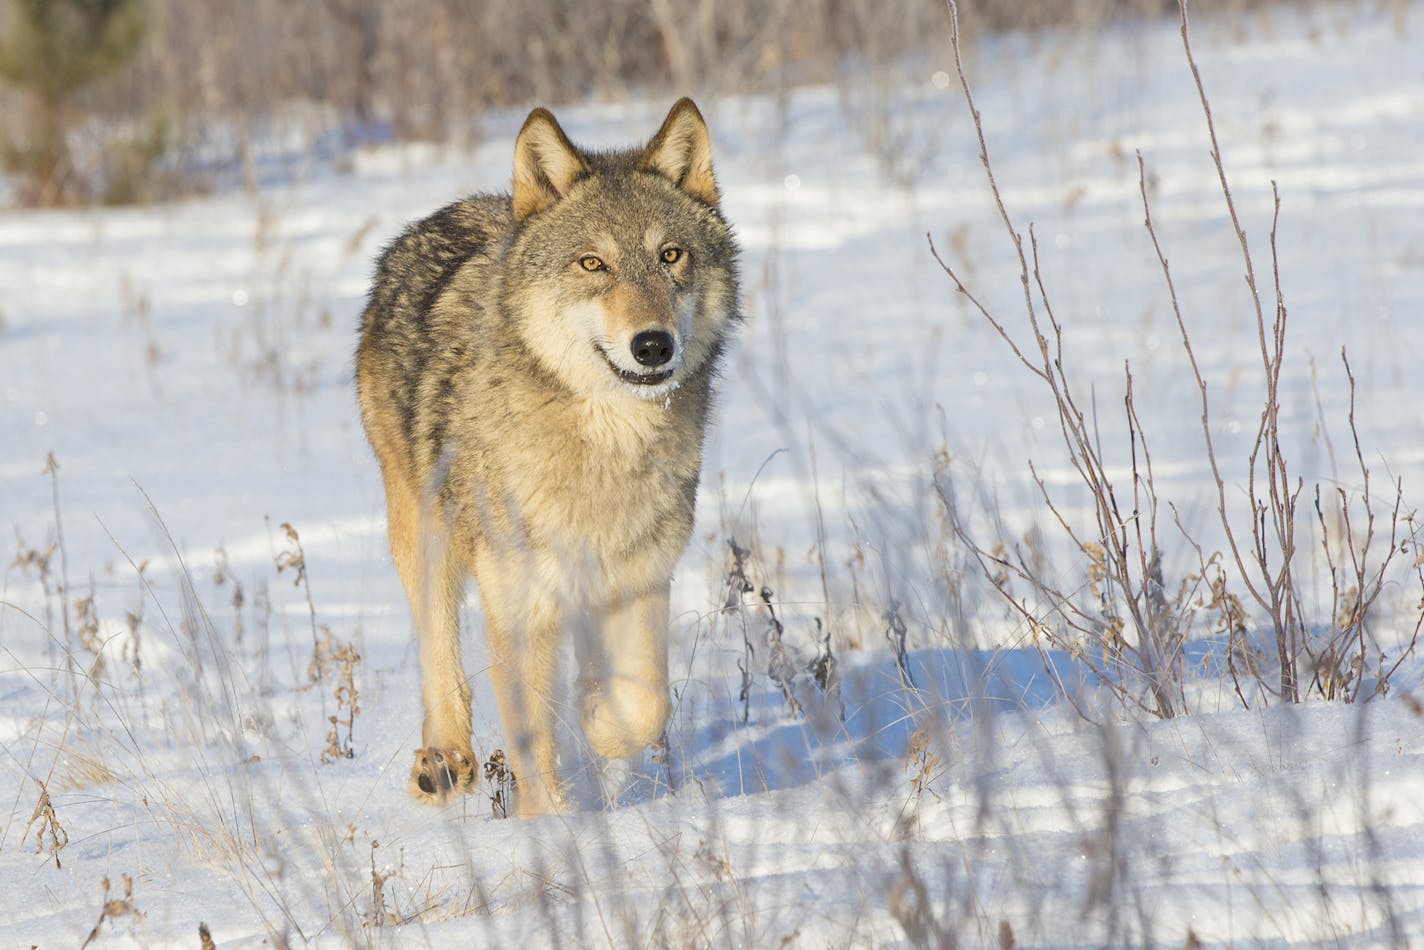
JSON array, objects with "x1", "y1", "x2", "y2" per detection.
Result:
[{"x1": 408, "y1": 747, "x2": 476, "y2": 803}]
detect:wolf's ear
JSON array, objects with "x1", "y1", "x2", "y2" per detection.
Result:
[
  {"x1": 642, "y1": 98, "x2": 719, "y2": 206},
  {"x1": 512, "y1": 108, "x2": 588, "y2": 220}
]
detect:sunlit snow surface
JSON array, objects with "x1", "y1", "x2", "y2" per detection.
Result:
[{"x1": 3, "y1": 5, "x2": 1423, "y2": 946}]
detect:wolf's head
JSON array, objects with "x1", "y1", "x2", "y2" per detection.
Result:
[{"x1": 501, "y1": 98, "x2": 740, "y2": 400}]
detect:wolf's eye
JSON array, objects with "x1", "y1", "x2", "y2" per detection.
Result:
[
  {"x1": 579, "y1": 255, "x2": 605, "y2": 272},
  {"x1": 660, "y1": 246, "x2": 684, "y2": 265}
]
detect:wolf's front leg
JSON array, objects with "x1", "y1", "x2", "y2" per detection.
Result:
[
  {"x1": 579, "y1": 586, "x2": 672, "y2": 760},
  {"x1": 380, "y1": 471, "x2": 477, "y2": 803},
  {"x1": 406, "y1": 539, "x2": 476, "y2": 803},
  {"x1": 473, "y1": 547, "x2": 566, "y2": 816},
  {"x1": 484, "y1": 610, "x2": 564, "y2": 816}
]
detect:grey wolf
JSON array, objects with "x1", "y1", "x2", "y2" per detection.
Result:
[{"x1": 355, "y1": 98, "x2": 740, "y2": 816}]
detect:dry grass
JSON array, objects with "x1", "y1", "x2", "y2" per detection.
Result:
[
  {"x1": 80, "y1": 874, "x2": 144, "y2": 948},
  {"x1": 22, "y1": 778, "x2": 68, "y2": 869}
]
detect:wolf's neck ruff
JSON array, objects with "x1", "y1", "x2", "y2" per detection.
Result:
[{"x1": 355, "y1": 98, "x2": 741, "y2": 815}]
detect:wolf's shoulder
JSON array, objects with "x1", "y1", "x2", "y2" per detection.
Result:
[
  {"x1": 365, "y1": 193, "x2": 512, "y2": 320},
  {"x1": 377, "y1": 193, "x2": 510, "y2": 278}
]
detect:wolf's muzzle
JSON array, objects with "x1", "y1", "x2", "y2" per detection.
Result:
[{"x1": 595, "y1": 344, "x2": 676, "y2": 386}]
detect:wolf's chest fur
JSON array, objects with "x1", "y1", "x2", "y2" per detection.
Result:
[
  {"x1": 362, "y1": 191, "x2": 714, "y2": 591},
  {"x1": 450, "y1": 354, "x2": 707, "y2": 589}
]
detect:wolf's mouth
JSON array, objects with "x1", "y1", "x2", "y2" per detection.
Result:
[{"x1": 595, "y1": 346, "x2": 676, "y2": 386}]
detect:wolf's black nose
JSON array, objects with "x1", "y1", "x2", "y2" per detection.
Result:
[{"x1": 631, "y1": 330, "x2": 674, "y2": 367}]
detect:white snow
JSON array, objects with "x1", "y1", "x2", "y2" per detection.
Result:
[{"x1": 3, "y1": 4, "x2": 1423, "y2": 946}]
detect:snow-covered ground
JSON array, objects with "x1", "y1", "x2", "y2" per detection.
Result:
[{"x1": 3, "y1": 4, "x2": 1424, "y2": 946}]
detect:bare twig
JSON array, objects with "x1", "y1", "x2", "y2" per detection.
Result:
[
  {"x1": 23, "y1": 778, "x2": 68, "y2": 869},
  {"x1": 81, "y1": 874, "x2": 143, "y2": 948},
  {"x1": 933, "y1": 0, "x2": 1188, "y2": 718}
]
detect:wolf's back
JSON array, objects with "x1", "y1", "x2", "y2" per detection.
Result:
[{"x1": 357, "y1": 195, "x2": 511, "y2": 468}]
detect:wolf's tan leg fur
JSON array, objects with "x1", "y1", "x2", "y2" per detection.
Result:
[
  {"x1": 383, "y1": 471, "x2": 475, "y2": 802},
  {"x1": 469, "y1": 547, "x2": 566, "y2": 816},
  {"x1": 579, "y1": 586, "x2": 672, "y2": 760},
  {"x1": 482, "y1": 610, "x2": 563, "y2": 816}
]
